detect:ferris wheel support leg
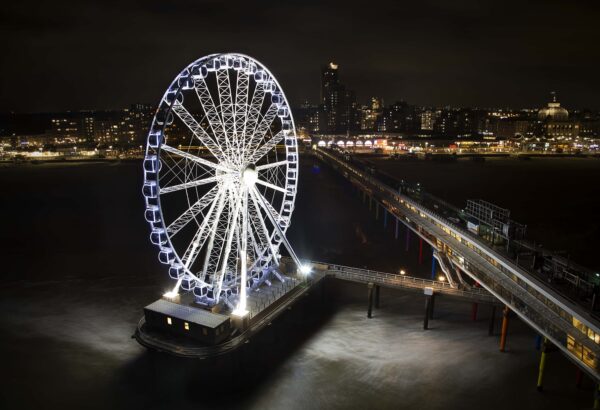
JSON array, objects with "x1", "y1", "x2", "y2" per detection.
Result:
[
  {"x1": 248, "y1": 189, "x2": 283, "y2": 268},
  {"x1": 172, "y1": 278, "x2": 183, "y2": 294},
  {"x1": 215, "y1": 185, "x2": 243, "y2": 303},
  {"x1": 251, "y1": 187, "x2": 308, "y2": 275},
  {"x1": 234, "y1": 189, "x2": 250, "y2": 315}
]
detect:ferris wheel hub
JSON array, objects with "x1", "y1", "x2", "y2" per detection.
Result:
[{"x1": 241, "y1": 164, "x2": 258, "y2": 188}]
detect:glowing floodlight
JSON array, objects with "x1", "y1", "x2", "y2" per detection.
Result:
[
  {"x1": 299, "y1": 265, "x2": 312, "y2": 275},
  {"x1": 163, "y1": 291, "x2": 178, "y2": 299}
]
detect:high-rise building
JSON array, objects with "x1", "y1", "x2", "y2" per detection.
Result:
[
  {"x1": 318, "y1": 63, "x2": 358, "y2": 134},
  {"x1": 360, "y1": 97, "x2": 383, "y2": 131},
  {"x1": 420, "y1": 109, "x2": 438, "y2": 131},
  {"x1": 50, "y1": 117, "x2": 80, "y2": 139},
  {"x1": 320, "y1": 63, "x2": 340, "y2": 133}
]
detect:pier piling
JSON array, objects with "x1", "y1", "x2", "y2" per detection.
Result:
[
  {"x1": 500, "y1": 305, "x2": 510, "y2": 352},
  {"x1": 367, "y1": 282, "x2": 374, "y2": 318}
]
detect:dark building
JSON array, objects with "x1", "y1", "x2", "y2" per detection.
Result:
[
  {"x1": 493, "y1": 117, "x2": 534, "y2": 139},
  {"x1": 143, "y1": 299, "x2": 231, "y2": 345},
  {"x1": 379, "y1": 101, "x2": 420, "y2": 133},
  {"x1": 294, "y1": 101, "x2": 320, "y2": 134}
]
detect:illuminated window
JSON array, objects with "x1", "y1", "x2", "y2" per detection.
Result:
[
  {"x1": 167, "y1": 317, "x2": 172, "y2": 325},
  {"x1": 184, "y1": 322, "x2": 190, "y2": 331}
]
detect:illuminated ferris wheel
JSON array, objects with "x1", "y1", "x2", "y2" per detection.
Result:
[{"x1": 142, "y1": 53, "x2": 307, "y2": 315}]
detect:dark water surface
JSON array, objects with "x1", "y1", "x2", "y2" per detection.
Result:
[{"x1": 0, "y1": 157, "x2": 596, "y2": 409}]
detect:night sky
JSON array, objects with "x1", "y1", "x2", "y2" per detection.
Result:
[{"x1": 2, "y1": 0, "x2": 600, "y2": 112}]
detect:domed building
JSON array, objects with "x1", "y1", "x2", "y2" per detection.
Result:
[
  {"x1": 538, "y1": 92, "x2": 569, "y2": 121},
  {"x1": 537, "y1": 92, "x2": 578, "y2": 139}
]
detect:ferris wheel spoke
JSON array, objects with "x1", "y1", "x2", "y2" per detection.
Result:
[
  {"x1": 255, "y1": 177, "x2": 287, "y2": 194},
  {"x1": 216, "y1": 69, "x2": 236, "y2": 158},
  {"x1": 234, "y1": 69, "x2": 250, "y2": 156},
  {"x1": 161, "y1": 144, "x2": 230, "y2": 174},
  {"x1": 247, "y1": 131, "x2": 285, "y2": 163},
  {"x1": 166, "y1": 185, "x2": 220, "y2": 236},
  {"x1": 246, "y1": 234, "x2": 272, "y2": 275},
  {"x1": 194, "y1": 78, "x2": 231, "y2": 161},
  {"x1": 182, "y1": 186, "x2": 228, "y2": 273},
  {"x1": 253, "y1": 188, "x2": 287, "y2": 226},
  {"x1": 256, "y1": 160, "x2": 288, "y2": 171},
  {"x1": 242, "y1": 82, "x2": 266, "y2": 154},
  {"x1": 213, "y1": 185, "x2": 243, "y2": 300},
  {"x1": 246, "y1": 219, "x2": 263, "y2": 266},
  {"x1": 159, "y1": 176, "x2": 222, "y2": 194},
  {"x1": 247, "y1": 195, "x2": 269, "y2": 257},
  {"x1": 171, "y1": 102, "x2": 227, "y2": 162},
  {"x1": 248, "y1": 190, "x2": 280, "y2": 266},
  {"x1": 245, "y1": 104, "x2": 279, "y2": 161},
  {"x1": 251, "y1": 186, "x2": 302, "y2": 268},
  {"x1": 199, "y1": 191, "x2": 229, "y2": 282}
]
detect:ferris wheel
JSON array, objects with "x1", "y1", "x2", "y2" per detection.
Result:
[{"x1": 142, "y1": 53, "x2": 307, "y2": 315}]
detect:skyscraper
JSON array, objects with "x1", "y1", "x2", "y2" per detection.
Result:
[
  {"x1": 318, "y1": 62, "x2": 358, "y2": 134},
  {"x1": 320, "y1": 63, "x2": 341, "y2": 133}
]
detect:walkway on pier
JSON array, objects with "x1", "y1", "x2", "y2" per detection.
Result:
[
  {"x1": 316, "y1": 147, "x2": 600, "y2": 381},
  {"x1": 301, "y1": 260, "x2": 496, "y2": 304}
]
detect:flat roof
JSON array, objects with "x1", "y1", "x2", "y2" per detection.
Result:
[{"x1": 144, "y1": 299, "x2": 229, "y2": 329}]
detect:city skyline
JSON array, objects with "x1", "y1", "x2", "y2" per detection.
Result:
[{"x1": 3, "y1": 0, "x2": 600, "y2": 112}]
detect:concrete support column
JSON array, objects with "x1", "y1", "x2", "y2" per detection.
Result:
[
  {"x1": 429, "y1": 294, "x2": 435, "y2": 320},
  {"x1": 424, "y1": 287, "x2": 434, "y2": 330},
  {"x1": 375, "y1": 285, "x2": 380, "y2": 309},
  {"x1": 537, "y1": 337, "x2": 549, "y2": 391},
  {"x1": 488, "y1": 305, "x2": 496, "y2": 336},
  {"x1": 500, "y1": 305, "x2": 510, "y2": 352},
  {"x1": 367, "y1": 282, "x2": 374, "y2": 319}
]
